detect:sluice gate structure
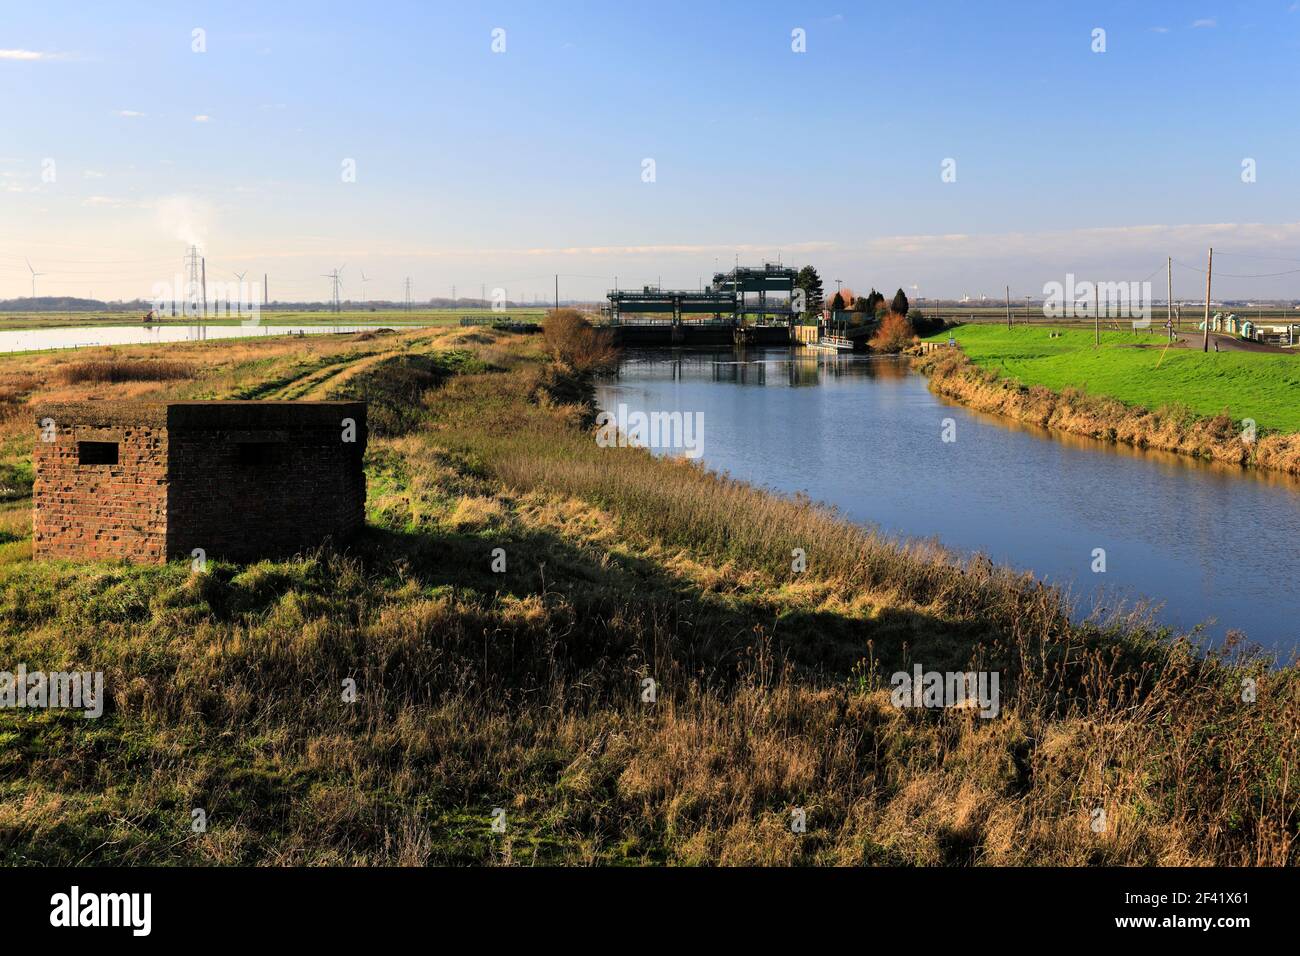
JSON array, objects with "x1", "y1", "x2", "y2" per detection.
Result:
[{"x1": 605, "y1": 264, "x2": 800, "y2": 347}]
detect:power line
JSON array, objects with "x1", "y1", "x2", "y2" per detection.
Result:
[{"x1": 1172, "y1": 259, "x2": 1300, "y2": 279}]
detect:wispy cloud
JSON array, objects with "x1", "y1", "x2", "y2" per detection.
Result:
[
  {"x1": 82, "y1": 196, "x2": 133, "y2": 208},
  {"x1": 116, "y1": 109, "x2": 145, "y2": 118},
  {"x1": 0, "y1": 49, "x2": 66, "y2": 61},
  {"x1": 1150, "y1": 26, "x2": 1170, "y2": 34},
  {"x1": 1190, "y1": 17, "x2": 1217, "y2": 28},
  {"x1": 192, "y1": 114, "x2": 211, "y2": 123}
]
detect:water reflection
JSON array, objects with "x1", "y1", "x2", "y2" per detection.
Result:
[{"x1": 598, "y1": 347, "x2": 1300, "y2": 653}]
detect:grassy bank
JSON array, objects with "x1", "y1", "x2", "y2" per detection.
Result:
[
  {"x1": 0, "y1": 328, "x2": 1294, "y2": 866},
  {"x1": 920, "y1": 326, "x2": 1300, "y2": 474}
]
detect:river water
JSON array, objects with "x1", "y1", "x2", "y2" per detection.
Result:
[
  {"x1": 0, "y1": 323, "x2": 414, "y2": 355},
  {"x1": 596, "y1": 348, "x2": 1300, "y2": 655}
]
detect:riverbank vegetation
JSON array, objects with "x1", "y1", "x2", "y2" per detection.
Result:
[
  {"x1": 919, "y1": 325, "x2": 1300, "y2": 474},
  {"x1": 0, "y1": 325, "x2": 1294, "y2": 865}
]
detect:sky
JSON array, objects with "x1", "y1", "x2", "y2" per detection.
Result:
[{"x1": 2, "y1": 0, "x2": 1300, "y2": 304}]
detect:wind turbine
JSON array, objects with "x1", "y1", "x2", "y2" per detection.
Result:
[
  {"x1": 360, "y1": 270, "x2": 371, "y2": 307},
  {"x1": 26, "y1": 258, "x2": 45, "y2": 299}
]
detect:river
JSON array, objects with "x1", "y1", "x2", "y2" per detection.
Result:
[
  {"x1": 0, "y1": 323, "x2": 417, "y2": 355},
  {"x1": 596, "y1": 348, "x2": 1300, "y2": 655}
]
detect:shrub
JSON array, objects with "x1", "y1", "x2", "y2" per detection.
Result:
[
  {"x1": 869, "y1": 312, "x2": 915, "y2": 353},
  {"x1": 542, "y1": 309, "x2": 620, "y2": 374}
]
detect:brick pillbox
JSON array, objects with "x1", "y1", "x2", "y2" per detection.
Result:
[{"x1": 32, "y1": 401, "x2": 367, "y2": 564}]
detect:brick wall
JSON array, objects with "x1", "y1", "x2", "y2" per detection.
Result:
[
  {"x1": 32, "y1": 404, "x2": 170, "y2": 562},
  {"x1": 164, "y1": 402, "x2": 367, "y2": 562},
  {"x1": 32, "y1": 401, "x2": 367, "y2": 564}
]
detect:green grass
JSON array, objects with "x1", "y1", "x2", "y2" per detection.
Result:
[{"x1": 932, "y1": 325, "x2": 1300, "y2": 433}]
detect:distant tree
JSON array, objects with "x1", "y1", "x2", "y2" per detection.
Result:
[
  {"x1": 829, "y1": 291, "x2": 845, "y2": 313},
  {"x1": 862, "y1": 289, "x2": 886, "y2": 318},
  {"x1": 891, "y1": 288, "x2": 910, "y2": 316},
  {"x1": 795, "y1": 266, "x2": 824, "y2": 316},
  {"x1": 909, "y1": 309, "x2": 946, "y2": 337},
  {"x1": 851, "y1": 294, "x2": 870, "y2": 313}
]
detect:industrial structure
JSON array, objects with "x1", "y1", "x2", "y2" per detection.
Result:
[{"x1": 605, "y1": 264, "x2": 801, "y2": 326}]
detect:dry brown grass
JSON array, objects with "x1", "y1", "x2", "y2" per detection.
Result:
[
  {"x1": 56, "y1": 358, "x2": 194, "y2": 385},
  {"x1": 0, "y1": 327, "x2": 1292, "y2": 867}
]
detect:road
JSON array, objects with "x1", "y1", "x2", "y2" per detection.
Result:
[{"x1": 1171, "y1": 331, "x2": 1296, "y2": 354}]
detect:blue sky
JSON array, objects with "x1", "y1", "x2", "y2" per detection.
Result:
[{"x1": 2, "y1": 0, "x2": 1299, "y2": 303}]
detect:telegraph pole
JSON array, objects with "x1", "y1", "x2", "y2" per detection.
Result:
[
  {"x1": 1202, "y1": 247, "x2": 1213, "y2": 352},
  {"x1": 1005, "y1": 286, "x2": 1011, "y2": 329},
  {"x1": 1166, "y1": 257, "x2": 1173, "y2": 339},
  {"x1": 263, "y1": 272, "x2": 268, "y2": 307},
  {"x1": 1095, "y1": 280, "x2": 1100, "y2": 346},
  {"x1": 200, "y1": 257, "x2": 208, "y2": 319},
  {"x1": 554, "y1": 274, "x2": 559, "y2": 311}
]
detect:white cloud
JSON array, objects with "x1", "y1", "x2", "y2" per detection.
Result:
[
  {"x1": 1190, "y1": 18, "x2": 1217, "y2": 28},
  {"x1": 1150, "y1": 26, "x2": 1170, "y2": 33},
  {"x1": 83, "y1": 170, "x2": 106, "y2": 179},
  {"x1": 192, "y1": 114, "x2": 211, "y2": 123},
  {"x1": 0, "y1": 49, "x2": 60, "y2": 60},
  {"x1": 82, "y1": 196, "x2": 133, "y2": 208},
  {"x1": 117, "y1": 109, "x2": 145, "y2": 118},
  {"x1": 152, "y1": 194, "x2": 215, "y2": 249}
]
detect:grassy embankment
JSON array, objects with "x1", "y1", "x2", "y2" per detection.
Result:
[
  {"x1": 0, "y1": 325, "x2": 1294, "y2": 866},
  {"x1": 920, "y1": 325, "x2": 1300, "y2": 474}
]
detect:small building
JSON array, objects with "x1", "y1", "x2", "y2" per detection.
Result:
[{"x1": 32, "y1": 400, "x2": 367, "y2": 564}]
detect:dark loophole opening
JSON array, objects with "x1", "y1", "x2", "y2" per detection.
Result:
[{"x1": 78, "y1": 441, "x2": 119, "y2": 466}]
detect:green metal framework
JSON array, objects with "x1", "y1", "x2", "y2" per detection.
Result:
[{"x1": 606, "y1": 263, "x2": 800, "y2": 326}]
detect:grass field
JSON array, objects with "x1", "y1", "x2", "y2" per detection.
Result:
[
  {"x1": 933, "y1": 325, "x2": 1300, "y2": 434},
  {"x1": 0, "y1": 327, "x2": 1293, "y2": 865}
]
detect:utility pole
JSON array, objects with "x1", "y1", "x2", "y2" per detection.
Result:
[
  {"x1": 1202, "y1": 247, "x2": 1213, "y2": 352},
  {"x1": 201, "y1": 257, "x2": 208, "y2": 320},
  {"x1": 1166, "y1": 257, "x2": 1173, "y2": 339},
  {"x1": 554, "y1": 274, "x2": 559, "y2": 311},
  {"x1": 263, "y1": 272, "x2": 268, "y2": 307},
  {"x1": 1025, "y1": 295, "x2": 1030, "y2": 324},
  {"x1": 1095, "y1": 280, "x2": 1100, "y2": 346},
  {"x1": 1005, "y1": 286, "x2": 1011, "y2": 329}
]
